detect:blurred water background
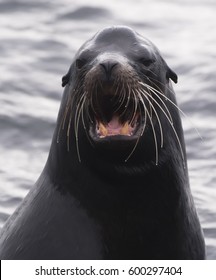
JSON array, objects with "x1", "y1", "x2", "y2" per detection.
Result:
[{"x1": 0, "y1": 0, "x2": 215, "y2": 259}]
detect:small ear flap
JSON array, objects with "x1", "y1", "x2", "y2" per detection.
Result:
[
  {"x1": 62, "y1": 68, "x2": 71, "y2": 87},
  {"x1": 167, "y1": 67, "x2": 178, "y2": 84}
]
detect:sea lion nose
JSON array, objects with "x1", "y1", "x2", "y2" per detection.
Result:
[{"x1": 99, "y1": 60, "x2": 118, "y2": 80}]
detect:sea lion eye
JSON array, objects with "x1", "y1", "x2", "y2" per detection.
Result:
[
  {"x1": 76, "y1": 58, "x2": 86, "y2": 69},
  {"x1": 140, "y1": 58, "x2": 155, "y2": 67}
]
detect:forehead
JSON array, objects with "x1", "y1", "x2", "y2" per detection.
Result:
[{"x1": 77, "y1": 26, "x2": 158, "y2": 58}]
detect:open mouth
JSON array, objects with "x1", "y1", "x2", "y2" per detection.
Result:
[
  {"x1": 96, "y1": 115, "x2": 139, "y2": 138},
  {"x1": 87, "y1": 87, "x2": 142, "y2": 141}
]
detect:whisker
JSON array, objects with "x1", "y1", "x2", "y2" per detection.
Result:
[
  {"x1": 67, "y1": 109, "x2": 73, "y2": 152},
  {"x1": 85, "y1": 95, "x2": 94, "y2": 124},
  {"x1": 119, "y1": 83, "x2": 131, "y2": 118},
  {"x1": 74, "y1": 93, "x2": 86, "y2": 162},
  {"x1": 139, "y1": 81, "x2": 202, "y2": 140},
  {"x1": 141, "y1": 98, "x2": 147, "y2": 137},
  {"x1": 89, "y1": 86, "x2": 98, "y2": 117},
  {"x1": 146, "y1": 84, "x2": 173, "y2": 124},
  {"x1": 139, "y1": 82, "x2": 173, "y2": 124},
  {"x1": 129, "y1": 89, "x2": 138, "y2": 125},
  {"x1": 138, "y1": 92, "x2": 159, "y2": 165},
  {"x1": 139, "y1": 89, "x2": 164, "y2": 148},
  {"x1": 113, "y1": 79, "x2": 127, "y2": 114},
  {"x1": 139, "y1": 88, "x2": 185, "y2": 165},
  {"x1": 113, "y1": 77, "x2": 121, "y2": 100},
  {"x1": 149, "y1": 76, "x2": 175, "y2": 96},
  {"x1": 125, "y1": 101, "x2": 147, "y2": 162},
  {"x1": 63, "y1": 98, "x2": 73, "y2": 129},
  {"x1": 57, "y1": 92, "x2": 73, "y2": 143},
  {"x1": 81, "y1": 100, "x2": 95, "y2": 148},
  {"x1": 148, "y1": 89, "x2": 153, "y2": 119}
]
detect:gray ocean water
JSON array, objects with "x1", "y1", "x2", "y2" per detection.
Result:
[{"x1": 0, "y1": 0, "x2": 215, "y2": 259}]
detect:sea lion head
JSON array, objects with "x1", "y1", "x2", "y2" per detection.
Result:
[{"x1": 58, "y1": 26, "x2": 179, "y2": 166}]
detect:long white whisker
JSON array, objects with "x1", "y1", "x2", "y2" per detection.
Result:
[
  {"x1": 113, "y1": 87, "x2": 125, "y2": 114},
  {"x1": 130, "y1": 89, "x2": 138, "y2": 125},
  {"x1": 139, "y1": 89, "x2": 164, "y2": 148},
  {"x1": 140, "y1": 82, "x2": 173, "y2": 124},
  {"x1": 74, "y1": 93, "x2": 86, "y2": 162},
  {"x1": 81, "y1": 100, "x2": 95, "y2": 148},
  {"x1": 139, "y1": 88, "x2": 185, "y2": 165},
  {"x1": 125, "y1": 101, "x2": 147, "y2": 162},
  {"x1": 119, "y1": 82, "x2": 132, "y2": 118},
  {"x1": 67, "y1": 110, "x2": 72, "y2": 152},
  {"x1": 57, "y1": 92, "x2": 73, "y2": 143},
  {"x1": 113, "y1": 78, "x2": 127, "y2": 114},
  {"x1": 138, "y1": 92, "x2": 159, "y2": 165},
  {"x1": 139, "y1": 81, "x2": 202, "y2": 140}
]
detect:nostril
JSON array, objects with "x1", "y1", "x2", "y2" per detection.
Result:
[{"x1": 99, "y1": 60, "x2": 118, "y2": 77}]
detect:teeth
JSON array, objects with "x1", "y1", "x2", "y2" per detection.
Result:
[
  {"x1": 98, "y1": 122, "x2": 108, "y2": 136},
  {"x1": 97, "y1": 120, "x2": 134, "y2": 137},
  {"x1": 120, "y1": 121, "x2": 130, "y2": 135}
]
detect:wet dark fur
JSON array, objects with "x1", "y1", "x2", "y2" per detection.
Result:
[{"x1": 0, "y1": 26, "x2": 205, "y2": 259}]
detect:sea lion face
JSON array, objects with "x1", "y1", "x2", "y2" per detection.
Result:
[{"x1": 61, "y1": 26, "x2": 178, "y2": 163}]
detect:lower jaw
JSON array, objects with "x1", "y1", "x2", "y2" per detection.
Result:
[{"x1": 89, "y1": 125, "x2": 141, "y2": 147}]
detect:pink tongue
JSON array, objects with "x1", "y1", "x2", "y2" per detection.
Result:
[{"x1": 107, "y1": 116, "x2": 122, "y2": 129}]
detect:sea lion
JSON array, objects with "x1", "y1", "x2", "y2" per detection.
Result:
[{"x1": 0, "y1": 26, "x2": 205, "y2": 259}]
